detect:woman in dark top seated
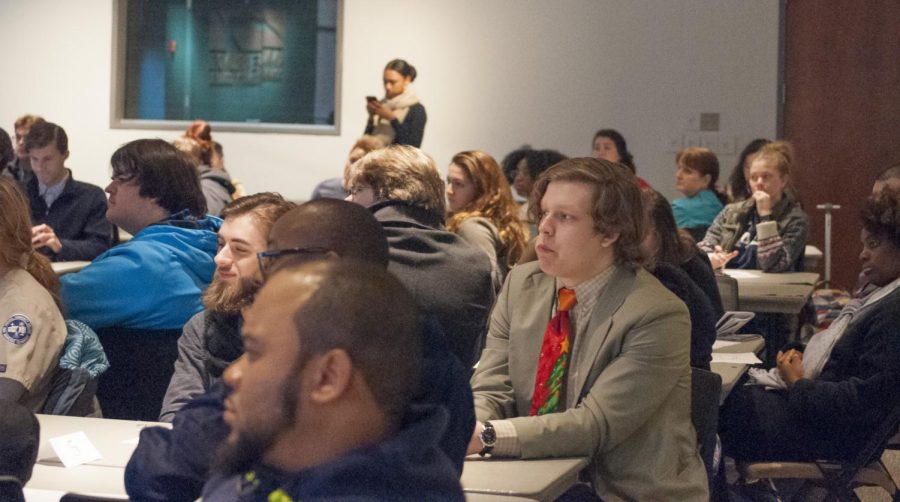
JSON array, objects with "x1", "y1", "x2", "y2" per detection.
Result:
[
  {"x1": 641, "y1": 189, "x2": 721, "y2": 369},
  {"x1": 719, "y1": 191, "x2": 900, "y2": 463},
  {"x1": 364, "y1": 59, "x2": 427, "y2": 148}
]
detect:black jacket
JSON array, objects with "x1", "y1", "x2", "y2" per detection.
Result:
[
  {"x1": 26, "y1": 171, "x2": 113, "y2": 261},
  {"x1": 371, "y1": 200, "x2": 494, "y2": 367}
]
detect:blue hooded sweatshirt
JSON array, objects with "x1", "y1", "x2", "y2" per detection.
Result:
[{"x1": 61, "y1": 213, "x2": 221, "y2": 330}]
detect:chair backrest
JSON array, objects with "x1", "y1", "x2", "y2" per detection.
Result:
[
  {"x1": 94, "y1": 326, "x2": 183, "y2": 421},
  {"x1": 715, "y1": 274, "x2": 739, "y2": 312},
  {"x1": 691, "y1": 367, "x2": 723, "y2": 487}
]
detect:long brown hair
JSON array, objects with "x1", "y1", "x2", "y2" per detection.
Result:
[
  {"x1": 446, "y1": 151, "x2": 528, "y2": 265},
  {"x1": 0, "y1": 177, "x2": 62, "y2": 310}
]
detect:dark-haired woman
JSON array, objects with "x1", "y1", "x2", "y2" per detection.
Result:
[
  {"x1": 0, "y1": 177, "x2": 66, "y2": 410},
  {"x1": 512, "y1": 148, "x2": 567, "y2": 236},
  {"x1": 365, "y1": 59, "x2": 427, "y2": 148},
  {"x1": 642, "y1": 189, "x2": 722, "y2": 369},
  {"x1": 671, "y1": 147, "x2": 726, "y2": 240},
  {"x1": 592, "y1": 128, "x2": 650, "y2": 188},
  {"x1": 726, "y1": 138, "x2": 769, "y2": 202}
]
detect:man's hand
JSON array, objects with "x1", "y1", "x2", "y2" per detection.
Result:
[
  {"x1": 752, "y1": 190, "x2": 773, "y2": 217},
  {"x1": 776, "y1": 349, "x2": 804, "y2": 385},
  {"x1": 32, "y1": 224, "x2": 62, "y2": 253},
  {"x1": 466, "y1": 421, "x2": 484, "y2": 455},
  {"x1": 708, "y1": 245, "x2": 738, "y2": 270}
]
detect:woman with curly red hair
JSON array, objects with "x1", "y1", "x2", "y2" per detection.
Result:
[{"x1": 446, "y1": 150, "x2": 528, "y2": 290}]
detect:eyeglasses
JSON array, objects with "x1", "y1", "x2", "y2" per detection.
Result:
[{"x1": 256, "y1": 247, "x2": 332, "y2": 277}]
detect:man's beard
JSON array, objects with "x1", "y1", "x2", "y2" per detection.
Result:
[
  {"x1": 213, "y1": 370, "x2": 301, "y2": 476},
  {"x1": 203, "y1": 274, "x2": 262, "y2": 314}
]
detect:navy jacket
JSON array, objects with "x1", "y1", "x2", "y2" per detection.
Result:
[
  {"x1": 201, "y1": 404, "x2": 463, "y2": 501},
  {"x1": 125, "y1": 317, "x2": 474, "y2": 501},
  {"x1": 26, "y1": 170, "x2": 113, "y2": 261}
]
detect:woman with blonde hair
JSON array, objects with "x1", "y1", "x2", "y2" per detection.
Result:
[
  {"x1": 699, "y1": 140, "x2": 808, "y2": 272},
  {"x1": 446, "y1": 150, "x2": 528, "y2": 289},
  {"x1": 0, "y1": 177, "x2": 66, "y2": 410}
]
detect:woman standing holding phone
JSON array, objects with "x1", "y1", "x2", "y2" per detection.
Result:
[{"x1": 365, "y1": 59, "x2": 427, "y2": 148}]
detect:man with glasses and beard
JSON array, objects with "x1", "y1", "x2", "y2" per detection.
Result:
[{"x1": 159, "y1": 193, "x2": 295, "y2": 422}]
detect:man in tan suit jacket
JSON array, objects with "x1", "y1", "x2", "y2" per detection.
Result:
[{"x1": 469, "y1": 158, "x2": 708, "y2": 501}]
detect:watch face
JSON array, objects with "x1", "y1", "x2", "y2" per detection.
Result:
[{"x1": 481, "y1": 425, "x2": 497, "y2": 446}]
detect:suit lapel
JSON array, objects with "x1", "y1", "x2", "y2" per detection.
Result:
[
  {"x1": 510, "y1": 269, "x2": 557, "y2": 409},
  {"x1": 570, "y1": 266, "x2": 637, "y2": 403}
]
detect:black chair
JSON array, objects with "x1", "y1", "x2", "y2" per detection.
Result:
[
  {"x1": 94, "y1": 326, "x2": 182, "y2": 421},
  {"x1": 739, "y1": 401, "x2": 900, "y2": 501},
  {"x1": 691, "y1": 367, "x2": 723, "y2": 494}
]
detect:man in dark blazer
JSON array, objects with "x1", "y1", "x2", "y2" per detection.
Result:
[
  {"x1": 468, "y1": 158, "x2": 708, "y2": 501},
  {"x1": 24, "y1": 121, "x2": 112, "y2": 261},
  {"x1": 346, "y1": 145, "x2": 494, "y2": 368}
]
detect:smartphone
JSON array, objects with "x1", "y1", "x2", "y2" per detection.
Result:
[{"x1": 366, "y1": 95, "x2": 378, "y2": 103}]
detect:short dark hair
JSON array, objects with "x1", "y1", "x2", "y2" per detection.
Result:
[
  {"x1": 111, "y1": 139, "x2": 207, "y2": 217},
  {"x1": 24, "y1": 121, "x2": 67, "y2": 154},
  {"x1": 285, "y1": 260, "x2": 421, "y2": 426},
  {"x1": 270, "y1": 199, "x2": 390, "y2": 269},
  {"x1": 500, "y1": 145, "x2": 532, "y2": 183},
  {"x1": 862, "y1": 189, "x2": 900, "y2": 250},
  {"x1": 0, "y1": 402, "x2": 40, "y2": 484},
  {"x1": 593, "y1": 129, "x2": 636, "y2": 173},
  {"x1": 522, "y1": 149, "x2": 568, "y2": 180},
  {"x1": 529, "y1": 157, "x2": 646, "y2": 269},
  {"x1": 676, "y1": 147, "x2": 720, "y2": 188},
  {"x1": 384, "y1": 59, "x2": 417, "y2": 81}
]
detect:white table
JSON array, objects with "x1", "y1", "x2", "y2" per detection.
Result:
[
  {"x1": 711, "y1": 336, "x2": 765, "y2": 402},
  {"x1": 723, "y1": 270, "x2": 819, "y2": 314},
  {"x1": 462, "y1": 456, "x2": 590, "y2": 501},
  {"x1": 51, "y1": 261, "x2": 90, "y2": 276},
  {"x1": 25, "y1": 414, "x2": 169, "y2": 500}
]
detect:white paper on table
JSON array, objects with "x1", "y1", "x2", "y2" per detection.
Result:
[
  {"x1": 22, "y1": 488, "x2": 68, "y2": 502},
  {"x1": 712, "y1": 340, "x2": 741, "y2": 350},
  {"x1": 711, "y1": 352, "x2": 762, "y2": 365},
  {"x1": 723, "y1": 270, "x2": 759, "y2": 279},
  {"x1": 48, "y1": 431, "x2": 102, "y2": 467},
  {"x1": 122, "y1": 437, "x2": 140, "y2": 445}
]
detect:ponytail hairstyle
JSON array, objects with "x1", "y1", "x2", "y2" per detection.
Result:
[
  {"x1": 182, "y1": 120, "x2": 214, "y2": 166},
  {"x1": 753, "y1": 140, "x2": 800, "y2": 202},
  {"x1": 446, "y1": 151, "x2": 529, "y2": 265},
  {"x1": 0, "y1": 177, "x2": 61, "y2": 311},
  {"x1": 384, "y1": 59, "x2": 417, "y2": 82}
]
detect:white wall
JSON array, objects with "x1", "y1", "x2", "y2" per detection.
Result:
[{"x1": 0, "y1": 0, "x2": 780, "y2": 201}]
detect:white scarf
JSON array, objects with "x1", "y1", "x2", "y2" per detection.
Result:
[{"x1": 370, "y1": 88, "x2": 420, "y2": 145}]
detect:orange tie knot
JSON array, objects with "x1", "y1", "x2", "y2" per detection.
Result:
[{"x1": 558, "y1": 287, "x2": 577, "y2": 312}]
